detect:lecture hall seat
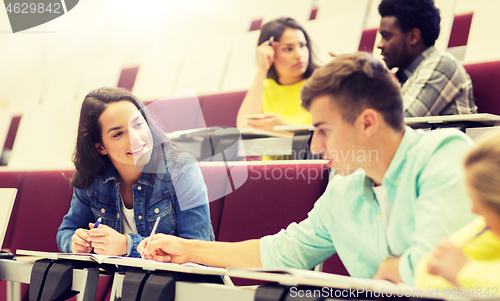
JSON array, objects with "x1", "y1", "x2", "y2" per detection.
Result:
[
  {"x1": 464, "y1": 61, "x2": 500, "y2": 116},
  {"x1": 200, "y1": 91, "x2": 247, "y2": 128},
  {"x1": 217, "y1": 162, "x2": 349, "y2": 285},
  {"x1": 117, "y1": 66, "x2": 140, "y2": 92},
  {"x1": 448, "y1": 13, "x2": 474, "y2": 48},
  {"x1": 3, "y1": 115, "x2": 21, "y2": 151},
  {"x1": 145, "y1": 95, "x2": 206, "y2": 132},
  {"x1": 358, "y1": 28, "x2": 378, "y2": 53},
  {"x1": 0, "y1": 170, "x2": 25, "y2": 251},
  {"x1": 8, "y1": 170, "x2": 75, "y2": 254},
  {"x1": 200, "y1": 164, "x2": 233, "y2": 240}
]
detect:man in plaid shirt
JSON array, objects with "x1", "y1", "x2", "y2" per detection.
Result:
[{"x1": 377, "y1": 0, "x2": 478, "y2": 117}]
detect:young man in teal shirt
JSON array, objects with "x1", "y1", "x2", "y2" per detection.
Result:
[{"x1": 139, "y1": 52, "x2": 475, "y2": 284}]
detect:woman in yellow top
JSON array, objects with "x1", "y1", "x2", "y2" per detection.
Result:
[
  {"x1": 236, "y1": 17, "x2": 317, "y2": 131},
  {"x1": 415, "y1": 132, "x2": 500, "y2": 293}
]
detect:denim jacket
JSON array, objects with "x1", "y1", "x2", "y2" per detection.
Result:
[{"x1": 57, "y1": 151, "x2": 214, "y2": 258}]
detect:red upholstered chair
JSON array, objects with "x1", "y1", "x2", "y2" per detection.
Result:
[
  {"x1": 448, "y1": 13, "x2": 474, "y2": 48},
  {"x1": 218, "y1": 163, "x2": 329, "y2": 242},
  {"x1": 2, "y1": 170, "x2": 113, "y2": 301},
  {"x1": 358, "y1": 28, "x2": 378, "y2": 53},
  {"x1": 3, "y1": 115, "x2": 21, "y2": 150},
  {"x1": 0, "y1": 170, "x2": 25, "y2": 250},
  {"x1": 145, "y1": 96, "x2": 206, "y2": 133},
  {"x1": 464, "y1": 61, "x2": 500, "y2": 115},
  {"x1": 117, "y1": 66, "x2": 140, "y2": 92},
  {"x1": 0, "y1": 170, "x2": 25, "y2": 301},
  {"x1": 200, "y1": 91, "x2": 247, "y2": 128},
  {"x1": 309, "y1": 6, "x2": 318, "y2": 20},
  {"x1": 217, "y1": 162, "x2": 348, "y2": 284},
  {"x1": 8, "y1": 170, "x2": 75, "y2": 254},
  {"x1": 249, "y1": 19, "x2": 263, "y2": 31},
  {"x1": 199, "y1": 164, "x2": 233, "y2": 240}
]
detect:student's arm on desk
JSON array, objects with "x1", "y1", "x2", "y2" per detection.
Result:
[
  {"x1": 138, "y1": 234, "x2": 262, "y2": 268},
  {"x1": 373, "y1": 257, "x2": 402, "y2": 283}
]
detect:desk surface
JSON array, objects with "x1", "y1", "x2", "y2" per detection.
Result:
[
  {"x1": 275, "y1": 113, "x2": 500, "y2": 133},
  {"x1": 168, "y1": 127, "x2": 293, "y2": 139},
  {"x1": 404, "y1": 113, "x2": 500, "y2": 125},
  {"x1": 2, "y1": 257, "x2": 458, "y2": 301}
]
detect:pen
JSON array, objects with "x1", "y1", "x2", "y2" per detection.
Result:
[
  {"x1": 87, "y1": 217, "x2": 102, "y2": 237},
  {"x1": 268, "y1": 36, "x2": 274, "y2": 46},
  {"x1": 142, "y1": 216, "x2": 161, "y2": 259},
  {"x1": 93, "y1": 217, "x2": 102, "y2": 228}
]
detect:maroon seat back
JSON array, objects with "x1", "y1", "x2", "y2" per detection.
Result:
[
  {"x1": 448, "y1": 13, "x2": 474, "y2": 48},
  {"x1": 217, "y1": 163, "x2": 346, "y2": 284},
  {"x1": 117, "y1": 66, "x2": 140, "y2": 92},
  {"x1": 4, "y1": 115, "x2": 21, "y2": 150},
  {"x1": 218, "y1": 163, "x2": 329, "y2": 242},
  {"x1": 9, "y1": 170, "x2": 75, "y2": 253},
  {"x1": 464, "y1": 61, "x2": 500, "y2": 115},
  {"x1": 358, "y1": 28, "x2": 378, "y2": 53},
  {"x1": 200, "y1": 91, "x2": 247, "y2": 128},
  {"x1": 0, "y1": 170, "x2": 25, "y2": 249},
  {"x1": 200, "y1": 164, "x2": 233, "y2": 240},
  {"x1": 145, "y1": 96, "x2": 206, "y2": 132}
]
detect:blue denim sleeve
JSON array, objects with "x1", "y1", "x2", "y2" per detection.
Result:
[
  {"x1": 171, "y1": 157, "x2": 214, "y2": 242},
  {"x1": 125, "y1": 233, "x2": 144, "y2": 258},
  {"x1": 56, "y1": 187, "x2": 96, "y2": 253}
]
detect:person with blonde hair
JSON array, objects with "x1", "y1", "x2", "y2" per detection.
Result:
[{"x1": 415, "y1": 132, "x2": 500, "y2": 291}]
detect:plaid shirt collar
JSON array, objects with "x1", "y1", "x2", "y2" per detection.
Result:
[{"x1": 396, "y1": 46, "x2": 437, "y2": 85}]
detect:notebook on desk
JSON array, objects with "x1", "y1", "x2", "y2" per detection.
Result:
[{"x1": 0, "y1": 188, "x2": 17, "y2": 258}]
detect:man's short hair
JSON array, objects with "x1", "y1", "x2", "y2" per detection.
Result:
[
  {"x1": 301, "y1": 52, "x2": 405, "y2": 131},
  {"x1": 378, "y1": 0, "x2": 441, "y2": 48}
]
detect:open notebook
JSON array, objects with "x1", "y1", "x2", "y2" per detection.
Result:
[
  {"x1": 16, "y1": 249, "x2": 227, "y2": 276},
  {"x1": 0, "y1": 188, "x2": 17, "y2": 258}
]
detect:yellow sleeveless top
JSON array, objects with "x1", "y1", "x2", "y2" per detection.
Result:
[{"x1": 261, "y1": 78, "x2": 311, "y2": 125}]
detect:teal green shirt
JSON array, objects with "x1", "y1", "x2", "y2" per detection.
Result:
[{"x1": 260, "y1": 127, "x2": 476, "y2": 284}]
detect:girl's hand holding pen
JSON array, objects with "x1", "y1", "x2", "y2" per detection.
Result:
[
  {"x1": 71, "y1": 228, "x2": 92, "y2": 253},
  {"x1": 256, "y1": 36, "x2": 278, "y2": 73},
  {"x1": 88, "y1": 223, "x2": 128, "y2": 256}
]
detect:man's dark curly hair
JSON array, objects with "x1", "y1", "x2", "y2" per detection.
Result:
[{"x1": 378, "y1": 0, "x2": 441, "y2": 47}]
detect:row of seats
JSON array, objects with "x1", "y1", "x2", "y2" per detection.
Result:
[
  {"x1": 0, "y1": 161, "x2": 347, "y2": 299},
  {"x1": 2, "y1": 58, "x2": 500, "y2": 169},
  {"x1": 3, "y1": 58, "x2": 500, "y2": 158},
  {"x1": 1, "y1": 7, "x2": 477, "y2": 113}
]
